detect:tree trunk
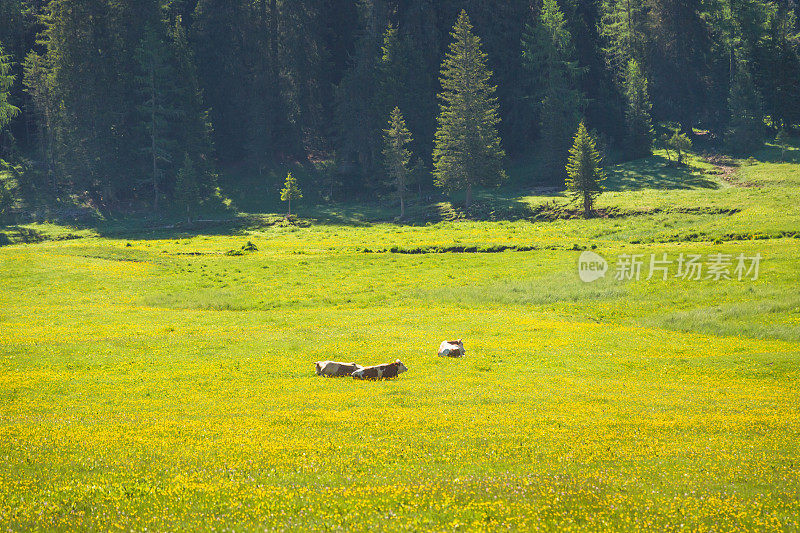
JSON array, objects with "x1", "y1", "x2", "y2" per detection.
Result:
[
  {"x1": 465, "y1": 183, "x2": 473, "y2": 208},
  {"x1": 400, "y1": 192, "x2": 405, "y2": 219},
  {"x1": 584, "y1": 194, "x2": 592, "y2": 219}
]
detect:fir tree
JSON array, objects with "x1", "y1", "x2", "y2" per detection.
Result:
[
  {"x1": 174, "y1": 154, "x2": 200, "y2": 223},
  {"x1": 775, "y1": 129, "x2": 789, "y2": 162},
  {"x1": 565, "y1": 121, "x2": 605, "y2": 218},
  {"x1": 280, "y1": 172, "x2": 302, "y2": 216},
  {"x1": 0, "y1": 177, "x2": 14, "y2": 224},
  {"x1": 40, "y1": 0, "x2": 129, "y2": 204},
  {"x1": 383, "y1": 107, "x2": 414, "y2": 219},
  {"x1": 761, "y1": 6, "x2": 800, "y2": 130},
  {"x1": 245, "y1": 0, "x2": 294, "y2": 173},
  {"x1": 433, "y1": 11, "x2": 506, "y2": 208},
  {"x1": 598, "y1": 0, "x2": 649, "y2": 86},
  {"x1": 23, "y1": 52, "x2": 56, "y2": 184},
  {"x1": 378, "y1": 20, "x2": 438, "y2": 176},
  {"x1": 169, "y1": 17, "x2": 216, "y2": 202},
  {"x1": 191, "y1": 0, "x2": 251, "y2": 163},
  {"x1": 647, "y1": 0, "x2": 711, "y2": 134},
  {"x1": 0, "y1": 42, "x2": 20, "y2": 134},
  {"x1": 624, "y1": 59, "x2": 654, "y2": 158},
  {"x1": 521, "y1": 0, "x2": 585, "y2": 179},
  {"x1": 666, "y1": 130, "x2": 692, "y2": 164},
  {"x1": 135, "y1": 24, "x2": 180, "y2": 212},
  {"x1": 170, "y1": 17, "x2": 213, "y2": 172},
  {"x1": 726, "y1": 63, "x2": 764, "y2": 154},
  {"x1": 335, "y1": 0, "x2": 388, "y2": 177}
]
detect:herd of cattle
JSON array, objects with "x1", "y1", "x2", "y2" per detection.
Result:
[{"x1": 315, "y1": 339, "x2": 465, "y2": 380}]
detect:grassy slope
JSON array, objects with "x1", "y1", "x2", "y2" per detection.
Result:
[{"x1": 1, "y1": 147, "x2": 799, "y2": 530}]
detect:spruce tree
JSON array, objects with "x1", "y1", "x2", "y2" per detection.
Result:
[
  {"x1": 22, "y1": 52, "x2": 56, "y2": 183},
  {"x1": 175, "y1": 154, "x2": 200, "y2": 223},
  {"x1": 40, "y1": 0, "x2": 129, "y2": 204},
  {"x1": 280, "y1": 172, "x2": 302, "y2": 216},
  {"x1": 433, "y1": 10, "x2": 506, "y2": 208},
  {"x1": 135, "y1": 24, "x2": 179, "y2": 212},
  {"x1": 598, "y1": 0, "x2": 649, "y2": 86},
  {"x1": 383, "y1": 107, "x2": 414, "y2": 219},
  {"x1": 0, "y1": 42, "x2": 20, "y2": 134},
  {"x1": 245, "y1": 0, "x2": 294, "y2": 173},
  {"x1": 666, "y1": 130, "x2": 692, "y2": 164},
  {"x1": 726, "y1": 64, "x2": 764, "y2": 154},
  {"x1": 170, "y1": 17, "x2": 216, "y2": 202},
  {"x1": 378, "y1": 22, "x2": 437, "y2": 168},
  {"x1": 624, "y1": 59, "x2": 654, "y2": 158},
  {"x1": 775, "y1": 129, "x2": 789, "y2": 162},
  {"x1": 761, "y1": 7, "x2": 800, "y2": 130},
  {"x1": 170, "y1": 17, "x2": 213, "y2": 170},
  {"x1": 646, "y1": 0, "x2": 711, "y2": 133},
  {"x1": 565, "y1": 121, "x2": 605, "y2": 218},
  {"x1": 191, "y1": 0, "x2": 246, "y2": 162},
  {"x1": 521, "y1": 0, "x2": 585, "y2": 179},
  {"x1": 335, "y1": 0, "x2": 388, "y2": 177}
]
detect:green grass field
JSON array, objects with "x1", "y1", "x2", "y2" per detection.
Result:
[{"x1": 1, "y1": 147, "x2": 799, "y2": 530}]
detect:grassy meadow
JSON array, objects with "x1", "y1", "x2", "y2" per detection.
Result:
[{"x1": 1, "y1": 147, "x2": 800, "y2": 530}]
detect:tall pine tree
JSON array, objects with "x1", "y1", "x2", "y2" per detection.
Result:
[
  {"x1": 170, "y1": 16, "x2": 215, "y2": 199},
  {"x1": 598, "y1": 0, "x2": 649, "y2": 86},
  {"x1": 22, "y1": 51, "x2": 56, "y2": 183},
  {"x1": 647, "y1": 0, "x2": 712, "y2": 133},
  {"x1": 624, "y1": 59, "x2": 654, "y2": 158},
  {"x1": 192, "y1": 0, "x2": 251, "y2": 164},
  {"x1": 726, "y1": 62, "x2": 764, "y2": 154},
  {"x1": 0, "y1": 42, "x2": 20, "y2": 139},
  {"x1": 39, "y1": 0, "x2": 132, "y2": 204},
  {"x1": 379, "y1": 22, "x2": 437, "y2": 173},
  {"x1": 522, "y1": 0, "x2": 585, "y2": 179},
  {"x1": 335, "y1": 0, "x2": 388, "y2": 178},
  {"x1": 760, "y1": 6, "x2": 800, "y2": 129},
  {"x1": 433, "y1": 11, "x2": 506, "y2": 208},
  {"x1": 566, "y1": 121, "x2": 605, "y2": 218},
  {"x1": 135, "y1": 24, "x2": 180, "y2": 212},
  {"x1": 383, "y1": 107, "x2": 414, "y2": 218}
]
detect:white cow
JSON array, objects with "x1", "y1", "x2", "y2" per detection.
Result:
[
  {"x1": 352, "y1": 360, "x2": 408, "y2": 380},
  {"x1": 438, "y1": 339, "x2": 466, "y2": 358},
  {"x1": 315, "y1": 361, "x2": 363, "y2": 377}
]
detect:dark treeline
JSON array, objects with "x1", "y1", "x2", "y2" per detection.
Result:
[{"x1": 0, "y1": 0, "x2": 799, "y2": 212}]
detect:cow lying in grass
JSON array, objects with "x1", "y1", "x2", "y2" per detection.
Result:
[
  {"x1": 315, "y1": 361, "x2": 363, "y2": 377},
  {"x1": 352, "y1": 360, "x2": 408, "y2": 380},
  {"x1": 438, "y1": 339, "x2": 465, "y2": 358}
]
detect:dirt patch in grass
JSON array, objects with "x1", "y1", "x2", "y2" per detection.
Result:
[
  {"x1": 704, "y1": 154, "x2": 759, "y2": 187},
  {"x1": 360, "y1": 242, "x2": 599, "y2": 254}
]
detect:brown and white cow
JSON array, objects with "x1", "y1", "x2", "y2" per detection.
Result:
[
  {"x1": 438, "y1": 339, "x2": 465, "y2": 358},
  {"x1": 315, "y1": 361, "x2": 363, "y2": 377},
  {"x1": 351, "y1": 360, "x2": 408, "y2": 380}
]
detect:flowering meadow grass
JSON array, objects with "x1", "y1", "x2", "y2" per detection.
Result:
[{"x1": 1, "y1": 154, "x2": 800, "y2": 530}]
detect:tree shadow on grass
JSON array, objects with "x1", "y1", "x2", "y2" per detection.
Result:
[
  {"x1": 82, "y1": 214, "x2": 260, "y2": 241},
  {"x1": 604, "y1": 154, "x2": 720, "y2": 191},
  {"x1": 747, "y1": 143, "x2": 800, "y2": 164}
]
